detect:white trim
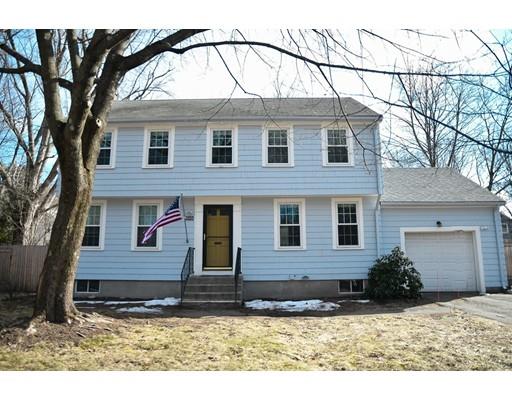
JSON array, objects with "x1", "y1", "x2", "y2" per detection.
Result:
[
  {"x1": 131, "y1": 199, "x2": 164, "y2": 251},
  {"x1": 75, "y1": 279, "x2": 101, "y2": 294},
  {"x1": 331, "y1": 197, "x2": 365, "y2": 250},
  {"x1": 81, "y1": 200, "x2": 107, "y2": 251},
  {"x1": 273, "y1": 198, "x2": 307, "y2": 250},
  {"x1": 193, "y1": 196, "x2": 242, "y2": 276},
  {"x1": 502, "y1": 222, "x2": 509, "y2": 234},
  {"x1": 96, "y1": 128, "x2": 117, "y2": 169},
  {"x1": 321, "y1": 124, "x2": 354, "y2": 167},
  {"x1": 262, "y1": 125, "x2": 294, "y2": 167},
  {"x1": 205, "y1": 125, "x2": 238, "y2": 168},
  {"x1": 142, "y1": 126, "x2": 174, "y2": 168},
  {"x1": 399, "y1": 226, "x2": 486, "y2": 294}
]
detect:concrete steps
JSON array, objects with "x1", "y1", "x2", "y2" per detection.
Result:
[{"x1": 182, "y1": 275, "x2": 243, "y2": 305}]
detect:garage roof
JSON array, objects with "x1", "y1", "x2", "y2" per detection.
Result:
[
  {"x1": 382, "y1": 168, "x2": 505, "y2": 205},
  {"x1": 108, "y1": 97, "x2": 381, "y2": 123}
]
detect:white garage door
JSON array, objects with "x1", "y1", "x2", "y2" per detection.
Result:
[{"x1": 404, "y1": 231, "x2": 478, "y2": 292}]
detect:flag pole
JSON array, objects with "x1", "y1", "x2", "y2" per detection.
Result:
[{"x1": 181, "y1": 193, "x2": 189, "y2": 243}]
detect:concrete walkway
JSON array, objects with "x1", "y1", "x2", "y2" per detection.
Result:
[{"x1": 436, "y1": 293, "x2": 512, "y2": 324}]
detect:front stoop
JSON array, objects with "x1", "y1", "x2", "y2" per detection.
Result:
[{"x1": 182, "y1": 275, "x2": 243, "y2": 306}]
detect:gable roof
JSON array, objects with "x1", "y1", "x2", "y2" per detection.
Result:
[
  {"x1": 382, "y1": 168, "x2": 504, "y2": 205},
  {"x1": 108, "y1": 97, "x2": 381, "y2": 123}
]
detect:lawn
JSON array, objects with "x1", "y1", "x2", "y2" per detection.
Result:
[{"x1": 1, "y1": 295, "x2": 511, "y2": 370}]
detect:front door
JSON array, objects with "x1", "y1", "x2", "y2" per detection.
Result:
[{"x1": 203, "y1": 205, "x2": 233, "y2": 271}]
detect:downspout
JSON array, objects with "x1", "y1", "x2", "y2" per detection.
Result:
[
  {"x1": 493, "y1": 207, "x2": 508, "y2": 290},
  {"x1": 374, "y1": 122, "x2": 384, "y2": 258}
]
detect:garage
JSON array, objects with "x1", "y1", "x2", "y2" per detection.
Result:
[{"x1": 403, "y1": 230, "x2": 480, "y2": 292}]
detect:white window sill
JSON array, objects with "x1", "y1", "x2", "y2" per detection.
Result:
[
  {"x1": 322, "y1": 163, "x2": 354, "y2": 168},
  {"x1": 205, "y1": 164, "x2": 238, "y2": 168},
  {"x1": 131, "y1": 247, "x2": 162, "y2": 252},
  {"x1": 332, "y1": 245, "x2": 365, "y2": 250},
  {"x1": 262, "y1": 164, "x2": 295, "y2": 168},
  {"x1": 81, "y1": 247, "x2": 104, "y2": 251},
  {"x1": 142, "y1": 165, "x2": 174, "y2": 169},
  {"x1": 96, "y1": 165, "x2": 115, "y2": 170},
  {"x1": 274, "y1": 247, "x2": 307, "y2": 251}
]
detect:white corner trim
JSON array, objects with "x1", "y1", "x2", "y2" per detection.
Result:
[
  {"x1": 205, "y1": 124, "x2": 238, "y2": 168},
  {"x1": 331, "y1": 197, "x2": 365, "y2": 250},
  {"x1": 193, "y1": 196, "x2": 242, "y2": 276},
  {"x1": 321, "y1": 124, "x2": 354, "y2": 167},
  {"x1": 262, "y1": 125, "x2": 294, "y2": 167},
  {"x1": 399, "y1": 226, "x2": 486, "y2": 294},
  {"x1": 96, "y1": 128, "x2": 117, "y2": 169},
  {"x1": 273, "y1": 198, "x2": 307, "y2": 251},
  {"x1": 142, "y1": 126, "x2": 175, "y2": 169},
  {"x1": 81, "y1": 200, "x2": 107, "y2": 251},
  {"x1": 131, "y1": 199, "x2": 164, "y2": 251}
]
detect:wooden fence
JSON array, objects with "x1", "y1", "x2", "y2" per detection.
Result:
[
  {"x1": 0, "y1": 245, "x2": 47, "y2": 293},
  {"x1": 505, "y1": 240, "x2": 512, "y2": 284}
]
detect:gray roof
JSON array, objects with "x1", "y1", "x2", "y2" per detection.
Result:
[
  {"x1": 382, "y1": 168, "x2": 504, "y2": 205},
  {"x1": 108, "y1": 97, "x2": 381, "y2": 123}
]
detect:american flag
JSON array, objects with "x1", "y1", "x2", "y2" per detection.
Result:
[{"x1": 142, "y1": 196, "x2": 183, "y2": 244}]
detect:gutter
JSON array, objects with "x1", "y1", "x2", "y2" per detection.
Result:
[
  {"x1": 374, "y1": 124, "x2": 383, "y2": 257},
  {"x1": 381, "y1": 201, "x2": 506, "y2": 208}
]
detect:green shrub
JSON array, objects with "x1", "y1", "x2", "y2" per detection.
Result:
[{"x1": 366, "y1": 246, "x2": 423, "y2": 300}]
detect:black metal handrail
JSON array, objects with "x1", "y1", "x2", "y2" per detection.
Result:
[
  {"x1": 234, "y1": 247, "x2": 242, "y2": 302},
  {"x1": 181, "y1": 247, "x2": 194, "y2": 302}
]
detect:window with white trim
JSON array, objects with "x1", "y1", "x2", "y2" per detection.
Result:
[
  {"x1": 274, "y1": 199, "x2": 306, "y2": 250},
  {"x1": 263, "y1": 127, "x2": 293, "y2": 166},
  {"x1": 322, "y1": 127, "x2": 352, "y2": 166},
  {"x1": 82, "y1": 202, "x2": 105, "y2": 249},
  {"x1": 75, "y1": 279, "x2": 100, "y2": 293},
  {"x1": 134, "y1": 204, "x2": 159, "y2": 249},
  {"x1": 502, "y1": 223, "x2": 509, "y2": 234},
  {"x1": 143, "y1": 129, "x2": 173, "y2": 168},
  {"x1": 210, "y1": 129, "x2": 234, "y2": 165},
  {"x1": 338, "y1": 279, "x2": 366, "y2": 293},
  {"x1": 332, "y1": 198, "x2": 363, "y2": 249},
  {"x1": 97, "y1": 131, "x2": 113, "y2": 167}
]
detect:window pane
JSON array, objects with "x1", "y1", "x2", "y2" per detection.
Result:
[
  {"x1": 338, "y1": 280, "x2": 351, "y2": 292},
  {"x1": 86, "y1": 205, "x2": 101, "y2": 226},
  {"x1": 137, "y1": 226, "x2": 157, "y2": 247},
  {"x1": 280, "y1": 204, "x2": 299, "y2": 225},
  {"x1": 139, "y1": 205, "x2": 157, "y2": 225},
  {"x1": 97, "y1": 148, "x2": 111, "y2": 165},
  {"x1": 351, "y1": 280, "x2": 364, "y2": 292},
  {"x1": 280, "y1": 225, "x2": 301, "y2": 247},
  {"x1": 150, "y1": 131, "x2": 168, "y2": 147},
  {"x1": 268, "y1": 130, "x2": 287, "y2": 146},
  {"x1": 101, "y1": 132, "x2": 112, "y2": 148},
  {"x1": 338, "y1": 225, "x2": 359, "y2": 246},
  {"x1": 212, "y1": 147, "x2": 232, "y2": 164},
  {"x1": 328, "y1": 146, "x2": 348, "y2": 163},
  {"x1": 88, "y1": 280, "x2": 100, "y2": 293},
  {"x1": 337, "y1": 204, "x2": 357, "y2": 224},
  {"x1": 82, "y1": 226, "x2": 100, "y2": 247},
  {"x1": 213, "y1": 130, "x2": 232, "y2": 146},
  {"x1": 148, "y1": 148, "x2": 168, "y2": 165},
  {"x1": 327, "y1": 129, "x2": 346, "y2": 145},
  {"x1": 76, "y1": 280, "x2": 88, "y2": 292},
  {"x1": 268, "y1": 147, "x2": 289, "y2": 164}
]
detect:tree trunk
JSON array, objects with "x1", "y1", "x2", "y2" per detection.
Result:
[{"x1": 33, "y1": 139, "x2": 94, "y2": 323}]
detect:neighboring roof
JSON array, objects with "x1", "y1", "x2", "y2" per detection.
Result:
[
  {"x1": 382, "y1": 168, "x2": 504, "y2": 205},
  {"x1": 501, "y1": 213, "x2": 512, "y2": 222},
  {"x1": 108, "y1": 97, "x2": 381, "y2": 123}
]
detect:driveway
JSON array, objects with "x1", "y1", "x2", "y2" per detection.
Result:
[{"x1": 436, "y1": 293, "x2": 512, "y2": 324}]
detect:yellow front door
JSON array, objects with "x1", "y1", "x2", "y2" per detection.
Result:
[{"x1": 204, "y1": 205, "x2": 232, "y2": 270}]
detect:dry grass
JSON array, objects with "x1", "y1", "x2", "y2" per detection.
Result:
[{"x1": 1, "y1": 296, "x2": 511, "y2": 370}]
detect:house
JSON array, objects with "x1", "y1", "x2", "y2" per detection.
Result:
[
  {"x1": 74, "y1": 98, "x2": 508, "y2": 302},
  {"x1": 501, "y1": 213, "x2": 512, "y2": 242}
]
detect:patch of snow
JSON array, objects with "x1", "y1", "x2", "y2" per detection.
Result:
[
  {"x1": 338, "y1": 299, "x2": 371, "y2": 304},
  {"x1": 144, "y1": 297, "x2": 180, "y2": 306},
  {"x1": 74, "y1": 301, "x2": 105, "y2": 304},
  {"x1": 104, "y1": 300, "x2": 146, "y2": 305},
  {"x1": 244, "y1": 299, "x2": 340, "y2": 312},
  {"x1": 116, "y1": 306, "x2": 163, "y2": 314}
]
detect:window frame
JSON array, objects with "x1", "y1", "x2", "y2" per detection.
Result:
[
  {"x1": 142, "y1": 126, "x2": 175, "y2": 169},
  {"x1": 273, "y1": 198, "x2": 307, "y2": 251},
  {"x1": 262, "y1": 125, "x2": 294, "y2": 167},
  {"x1": 81, "y1": 200, "x2": 107, "y2": 251},
  {"x1": 338, "y1": 279, "x2": 367, "y2": 294},
  {"x1": 321, "y1": 125, "x2": 354, "y2": 167},
  {"x1": 502, "y1": 222, "x2": 509, "y2": 234},
  {"x1": 96, "y1": 128, "x2": 117, "y2": 169},
  {"x1": 331, "y1": 197, "x2": 364, "y2": 250},
  {"x1": 75, "y1": 279, "x2": 101, "y2": 294},
  {"x1": 206, "y1": 125, "x2": 238, "y2": 168},
  {"x1": 131, "y1": 199, "x2": 164, "y2": 251}
]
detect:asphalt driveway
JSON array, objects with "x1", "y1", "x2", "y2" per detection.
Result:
[{"x1": 436, "y1": 293, "x2": 512, "y2": 324}]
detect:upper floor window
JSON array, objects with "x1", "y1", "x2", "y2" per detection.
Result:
[
  {"x1": 322, "y1": 127, "x2": 353, "y2": 166},
  {"x1": 263, "y1": 127, "x2": 294, "y2": 167},
  {"x1": 82, "y1": 201, "x2": 106, "y2": 250},
  {"x1": 143, "y1": 128, "x2": 174, "y2": 168},
  {"x1": 331, "y1": 198, "x2": 364, "y2": 249},
  {"x1": 206, "y1": 126, "x2": 238, "y2": 167},
  {"x1": 97, "y1": 130, "x2": 116, "y2": 168},
  {"x1": 273, "y1": 198, "x2": 306, "y2": 250},
  {"x1": 132, "y1": 200, "x2": 163, "y2": 251}
]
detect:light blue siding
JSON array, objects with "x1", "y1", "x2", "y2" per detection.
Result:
[
  {"x1": 242, "y1": 196, "x2": 378, "y2": 281},
  {"x1": 77, "y1": 197, "x2": 194, "y2": 281},
  {"x1": 92, "y1": 124, "x2": 379, "y2": 197},
  {"x1": 381, "y1": 207, "x2": 504, "y2": 288}
]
